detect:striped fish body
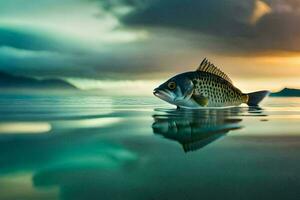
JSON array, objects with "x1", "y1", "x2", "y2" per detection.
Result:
[{"x1": 188, "y1": 71, "x2": 247, "y2": 107}]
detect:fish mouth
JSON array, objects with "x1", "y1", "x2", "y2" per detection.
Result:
[{"x1": 153, "y1": 88, "x2": 174, "y2": 102}]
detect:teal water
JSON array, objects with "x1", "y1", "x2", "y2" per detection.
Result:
[{"x1": 0, "y1": 93, "x2": 299, "y2": 200}]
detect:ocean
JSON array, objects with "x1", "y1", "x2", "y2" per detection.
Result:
[{"x1": 0, "y1": 93, "x2": 299, "y2": 200}]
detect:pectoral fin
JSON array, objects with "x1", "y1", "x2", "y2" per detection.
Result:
[{"x1": 192, "y1": 95, "x2": 209, "y2": 107}]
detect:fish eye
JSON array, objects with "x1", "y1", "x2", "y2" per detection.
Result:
[{"x1": 168, "y1": 81, "x2": 176, "y2": 90}]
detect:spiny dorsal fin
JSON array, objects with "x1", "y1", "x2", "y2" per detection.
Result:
[{"x1": 197, "y1": 58, "x2": 233, "y2": 84}]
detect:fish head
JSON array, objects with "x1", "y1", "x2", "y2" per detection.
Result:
[{"x1": 153, "y1": 73, "x2": 194, "y2": 105}]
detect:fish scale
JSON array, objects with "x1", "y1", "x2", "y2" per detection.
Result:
[{"x1": 191, "y1": 72, "x2": 243, "y2": 107}]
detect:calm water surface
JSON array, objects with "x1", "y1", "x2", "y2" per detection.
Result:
[{"x1": 0, "y1": 93, "x2": 299, "y2": 200}]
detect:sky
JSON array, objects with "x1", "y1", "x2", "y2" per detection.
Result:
[{"x1": 1, "y1": 0, "x2": 300, "y2": 90}]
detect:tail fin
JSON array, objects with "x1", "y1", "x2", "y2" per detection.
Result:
[{"x1": 246, "y1": 90, "x2": 270, "y2": 106}]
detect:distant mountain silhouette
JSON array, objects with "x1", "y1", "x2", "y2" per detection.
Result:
[
  {"x1": 270, "y1": 88, "x2": 300, "y2": 97},
  {"x1": 0, "y1": 71, "x2": 77, "y2": 90}
]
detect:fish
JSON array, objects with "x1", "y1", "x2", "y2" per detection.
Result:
[
  {"x1": 153, "y1": 58, "x2": 270, "y2": 108},
  {"x1": 152, "y1": 108, "x2": 245, "y2": 152}
]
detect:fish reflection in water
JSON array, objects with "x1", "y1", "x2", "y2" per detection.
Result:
[{"x1": 152, "y1": 107, "x2": 264, "y2": 152}]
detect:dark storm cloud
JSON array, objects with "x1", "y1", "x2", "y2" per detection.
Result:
[
  {"x1": 0, "y1": 26, "x2": 93, "y2": 77},
  {"x1": 0, "y1": 26, "x2": 90, "y2": 57},
  {"x1": 0, "y1": 27, "x2": 65, "y2": 52},
  {"x1": 98, "y1": 0, "x2": 300, "y2": 53},
  {"x1": 241, "y1": 13, "x2": 300, "y2": 52},
  {"x1": 0, "y1": 27, "x2": 153, "y2": 77},
  {"x1": 122, "y1": 0, "x2": 255, "y2": 37}
]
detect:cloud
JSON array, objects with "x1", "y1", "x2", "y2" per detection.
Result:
[
  {"x1": 0, "y1": 26, "x2": 93, "y2": 77},
  {"x1": 98, "y1": 0, "x2": 300, "y2": 54},
  {"x1": 0, "y1": 27, "x2": 61, "y2": 52},
  {"x1": 1, "y1": 0, "x2": 300, "y2": 79},
  {"x1": 0, "y1": 46, "x2": 84, "y2": 76},
  {"x1": 250, "y1": 0, "x2": 272, "y2": 24},
  {"x1": 0, "y1": 23, "x2": 210, "y2": 78},
  {"x1": 105, "y1": 0, "x2": 255, "y2": 37},
  {"x1": 268, "y1": 0, "x2": 300, "y2": 13},
  {"x1": 0, "y1": 0, "x2": 157, "y2": 78}
]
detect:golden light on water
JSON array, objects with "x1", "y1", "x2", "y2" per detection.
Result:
[
  {"x1": 0, "y1": 122, "x2": 51, "y2": 134},
  {"x1": 0, "y1": 174, "x2": 58, "y2": 200},
  {"x1": 55, "y1": 118, "x2": 123, "y2": 129}
]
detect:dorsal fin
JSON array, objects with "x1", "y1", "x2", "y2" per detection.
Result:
[{"x1": 197, "y1": 58, "x2": 233, "y2": 84}]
